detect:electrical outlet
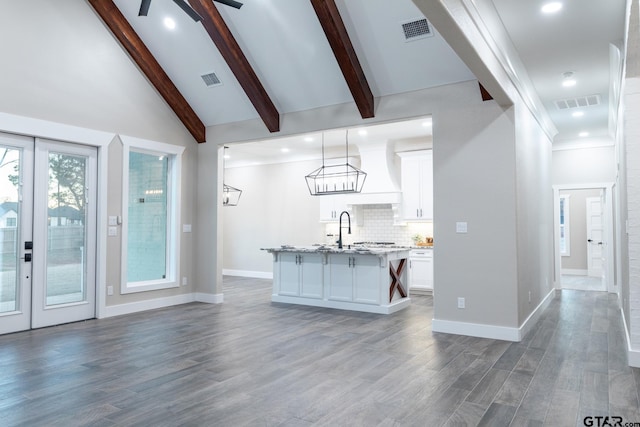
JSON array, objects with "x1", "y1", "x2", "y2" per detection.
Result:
[
  {"x1": 182, "y1": 277, "x2": 188, "y2": 286},
  {"x1": 457, "y1": 297, "x2": 465, "y2": 309},
  {"x1": 107, "y1": 286, "x2": 114, "y2": 296}
]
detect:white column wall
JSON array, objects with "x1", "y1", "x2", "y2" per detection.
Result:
[{"x1": 626, "y1": 75, "x2": 640, "y2": 348}]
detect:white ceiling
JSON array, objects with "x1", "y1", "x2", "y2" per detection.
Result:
[
  {"x1": 111, "y1": 0, "x2": 626, "y2": 163},
  {"x1": 491, "y1": 0, "x2": 625, "y2": 142}
]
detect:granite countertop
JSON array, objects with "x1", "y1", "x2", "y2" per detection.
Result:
[{"x1": 261, "y1": 245, "x2": 412, "y2": 255}]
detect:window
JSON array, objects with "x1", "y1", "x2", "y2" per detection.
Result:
[
  {"x1": 6, "y1": 217, "x2": 16, "y2": 227},
  {"x1": 121, "y1": 137, "x2": 183, "y2": 293},
  {"x1": 559, "y1": 194, "x2": 570, "y2": 256}
]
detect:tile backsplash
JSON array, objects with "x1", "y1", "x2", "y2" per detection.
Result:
[{"x1": 325, "y1": 204, "x2": 433, "y2": 246}]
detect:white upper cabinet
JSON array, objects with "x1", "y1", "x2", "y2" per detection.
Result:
[
  {"x1": 319, "y1": 194, "x2": 348, "y2": 222},
  {"x1": 399, "y1": 150, "x2": 433, "y2": 221},
  {"x1": 319, "y1": 195, "x2": 360, "y2": 224}
]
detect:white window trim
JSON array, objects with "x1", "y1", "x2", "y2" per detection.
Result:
[
  {"x1": 559, "y1": 194, "x2": 571, "y2": 257},
  {"x1": 120, "y1": 136, "x2": 184, "y2": 294}
]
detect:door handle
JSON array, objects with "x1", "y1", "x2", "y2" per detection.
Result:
[
  {"x1": 21, "y1": 254, "x2": 32, "y2": 262},
  {"x1": 587, "y1": 239, "x2": 593, "y2": 242},
  {"x1": 25, "y1": 241, "x2": 33, "y2": 250}
]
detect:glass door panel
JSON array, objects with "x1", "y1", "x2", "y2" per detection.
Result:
[
  {"x1": 0, "y1": 133, "x2": 33, "y2": 335},
  {"x1": 0, "y1": 147, "x2": 21, "y2": 313},
  {"x1": 46, "y1": 152, "x2": 88, "y2": 306}
]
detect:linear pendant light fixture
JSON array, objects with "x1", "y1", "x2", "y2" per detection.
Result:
[
  {"x1": 305, "y1": 129, "x2": 367, "y2": 196},
  {"x1": 222, "y1": 146, "x2": 242, "y2": 206}
]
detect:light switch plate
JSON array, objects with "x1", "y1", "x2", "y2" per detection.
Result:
[
  {"x1": 108, "y1": 226, "x2": 118, "y2": 236},
  {"x1": 456, "y1": 222, "x2": 468, "y2": 233},
  {"x1": 108, "y1": 216, "x2": 118, "y2": 226}
]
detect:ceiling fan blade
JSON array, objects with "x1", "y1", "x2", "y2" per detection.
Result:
[
  {"x1": 214, "y1": 0, "x2": 243, "y2": 9},
  {"x1": 172, "y1": 0, "x2": 204, "y2": 22},
  {"x1": 138, "y1": 0, "x2": 152, "y2": 16}
]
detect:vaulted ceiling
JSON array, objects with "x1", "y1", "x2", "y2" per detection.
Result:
[{"x1": 88, "y1": 0, "x2": 626, "y2": 154}]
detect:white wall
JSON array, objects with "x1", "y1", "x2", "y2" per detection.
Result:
[
  {"x1": 552, "y1": 144, "x2": 616, "y2": 185},
  {"x1": 0, "y1": 0, "x2": 199, "y2": 309},
  {"x1": 222, "y1": 159, "x2": 325, "y2": 275},
  {"x1": 626, "y1": 74, "x2": 640, "y2": 350},
  {"x1": 433, "y1": 102, "x2": 519, "y2": 329},
  {"x1": 514, "y1": 103, "x2": 554, "y2": 326}
]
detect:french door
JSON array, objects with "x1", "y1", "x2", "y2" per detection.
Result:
[{"x1": 0, "y1": 133, "x2": 97, "y2": 334}]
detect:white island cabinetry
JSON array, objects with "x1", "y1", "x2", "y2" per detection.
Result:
[
  {"x1": 264, "y1": 247, "x2": 411, "y2": 314},
  {"x1": 277, "y1": 252, "x2": 324, "y2": 298},
  {"x1": 327, "y1": 254, "x2": 381, "y2": 304}
]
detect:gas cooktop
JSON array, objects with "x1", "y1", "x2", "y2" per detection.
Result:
[{"x1": 352, "y1": 241, "x2": 396, "y2": 246}]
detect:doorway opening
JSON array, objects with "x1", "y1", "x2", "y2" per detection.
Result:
[{"x1": 553, "y1": 183, "x2": 614, "y2": 293}]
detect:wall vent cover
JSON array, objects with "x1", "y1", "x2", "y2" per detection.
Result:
[
  {"x1": 401, "y1": 18, "x2": 433, "y2": 41},
  {"x1": 555, "y1": 94, "x2": 601, "y2": 110},
  {"x1": 201, "y1": 72, "x2": 222, "y2": 87}
]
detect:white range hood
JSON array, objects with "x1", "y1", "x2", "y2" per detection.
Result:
[{"x1": 347, "y1": 141, "x2": 402, "y2": 205}]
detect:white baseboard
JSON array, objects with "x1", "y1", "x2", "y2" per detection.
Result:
[
  {"x1": 101, "y1": 293, "x2": 195, "y2": 318},
  {"x1": 271, "y1": 295, "x2": 411, "y2": 315},
  {"x1": 432, "y1": 288, "x2": 557, "y2": 342},
  {"x1": 432, "y1": 318, "x2": 520, "y2": 341},
  {"x1": 223, "y1": 269, "x2": 273, "y2": 279},
  {"x1": 195, "y1": 293, "x2": 224, "y2": 304},
  {"x1": 518, "y1": 288, "x2": 556, "y2": 340},
  {"x1": 561, "y1": 269, "x2": 587, "y2": 276},
  {"x1": 620, "y1": 306, "x2": 640, "y2": 368}
]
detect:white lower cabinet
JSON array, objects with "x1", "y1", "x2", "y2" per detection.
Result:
[
  {"x1": 409, "y1": 249, "x2": 433, "y2": 292},
  {"x1": 352, "y1": 255, "x2": 381, "y2": 304},
  {"x1": 277, "y1": 253, "x2": 324, "y2": 298},
  {"x1": 326, "y1": 254, "x2": 381, "y2": 304}
]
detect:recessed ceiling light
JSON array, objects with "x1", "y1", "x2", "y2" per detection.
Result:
[
  {"x1": 164, "y1": 17, "x2": 176, "y2": 30},
  {"x1": 422, "y1": 121, "x2": 432, "y2": 127},
  {"x1": 579, "y1": 132, "x2": 589, "y2": 137},
  {"x1": 541, "y1": 2, "x2": 562, "y2": 14},
  {"x1": 562, "y1": 79, "x2": 576, "y2": 87},
  {"x1": 304, "y1": 137, "x2": 313, "y2": 142},
  {"x1": 281, "y1": 148, "x2": 290, "y2": 153},
  {"x1": 572, "y1": 111, "x2": 584, "y2": 118},
  {"x1": 358, "y1": 129, "x2": 368, "y2": 136}
]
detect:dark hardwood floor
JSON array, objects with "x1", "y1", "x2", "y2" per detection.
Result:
[{"x1": 0, "y1": 277, "x2": 639, "y2": 426}]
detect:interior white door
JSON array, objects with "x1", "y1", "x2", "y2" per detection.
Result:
[
  {"x1": 31, "y1": 139, "x2": 97, "y2": 329},
  {"x1": 586, "y1": 196, "x2": 604, "y2": 278},
  {"x1": 0, "y1": 133, "x2": 34, "y2": 335}
]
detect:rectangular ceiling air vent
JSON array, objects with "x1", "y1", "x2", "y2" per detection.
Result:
[
  {"x1": 555, "y1": 94, "x2": 601, "y2": 110},
  {"x1": 401, "y1": 18, "x2": 433, "y2": 41},
  {"x1": 201, "y1": 72, "x2": 222, "y2": 87}
]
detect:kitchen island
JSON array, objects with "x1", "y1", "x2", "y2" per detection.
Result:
[{"x1": 262, "y1": 245, "x2": 411, "y2": 314}]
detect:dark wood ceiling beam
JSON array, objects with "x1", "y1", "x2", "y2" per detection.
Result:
[
  {"x1": 479, "y1": 82, "x2": 494, "y2": 101},
  {"x1": 310, "y1": 0, "x2": 374, "y2": 119},
  {"x1": 190, "y1": 0, "x2": 280, "y2": 133},
  {"x1": 87, "y1": 0, "x2": 206, "y2": 143}
]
